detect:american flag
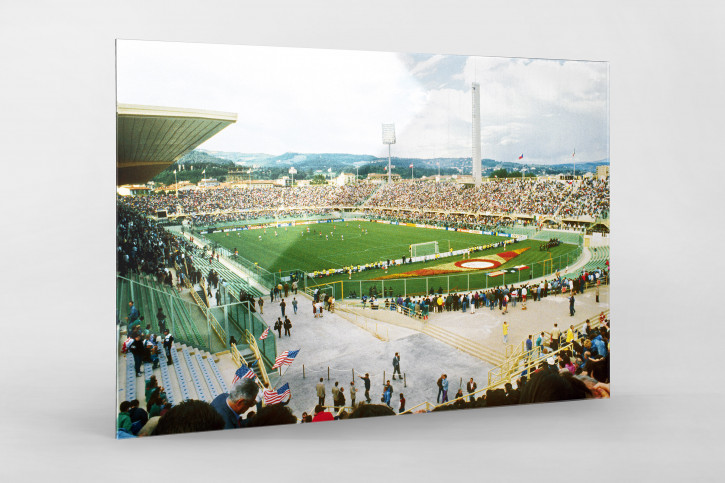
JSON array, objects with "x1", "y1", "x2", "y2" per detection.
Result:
[
  {"x1": 231, "y1": 365, "x2": 256, "y2": 384},
  {"x1": 271, "y1": 349, "x2": 300, "y2": 369},
  {"x1": 259, "y1": 327, "x2": 269, "y2": 340},
  {"x1": 263, "y1": 383, "x2": 291, "y2": 405}
]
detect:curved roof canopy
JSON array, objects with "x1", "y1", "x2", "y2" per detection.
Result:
[{"x1": 117, "y1": 104, "x2": 236, "y2": 185}]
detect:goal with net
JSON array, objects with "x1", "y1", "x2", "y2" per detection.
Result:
[{"x1": 410, "y1": 241, "x2": 439, "y2": 258}]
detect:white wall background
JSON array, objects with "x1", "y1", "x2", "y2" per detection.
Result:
[{"x1": 1, "y1": 0, "x2": 723, "y2": 481}]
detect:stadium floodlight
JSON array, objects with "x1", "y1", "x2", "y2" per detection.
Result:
[
  {"x1": 382, "y1": 123, "x2": 396, "y2": 183},
  {"x1": 382, "y1": 124, "x2": 396, "y2": 144}
]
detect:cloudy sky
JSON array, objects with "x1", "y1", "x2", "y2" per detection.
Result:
[{"x1": 117, "y1": 40, "x2": 608, "y2": 164}]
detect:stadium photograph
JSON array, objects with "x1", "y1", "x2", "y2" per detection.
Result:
[{"x1": 116, "y1": 40, "x2": 610, "y2": 437}]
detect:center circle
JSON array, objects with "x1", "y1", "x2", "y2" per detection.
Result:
[{"x1": 456, "y1": 259, "x2": 497, "y2": 269}]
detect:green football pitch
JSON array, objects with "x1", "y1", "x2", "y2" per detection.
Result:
[
  {"x1": 204, "y1": 220, "x2": 506, "y2": 273},
  {"x1": 202, "y1": 220, "x2": 580, "y2": 289}
]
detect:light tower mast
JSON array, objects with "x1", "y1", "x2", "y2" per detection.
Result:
[
  {"x1": 382, "y1": 123, "x2": 396, "y2": 183},
  {"x1": 472, "y1": 83, "x2": 482, "y2": 186}
]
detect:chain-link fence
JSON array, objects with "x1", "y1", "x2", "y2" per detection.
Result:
[{"x1": 315, "y1": 247, "x2": 583, "y2": 300}]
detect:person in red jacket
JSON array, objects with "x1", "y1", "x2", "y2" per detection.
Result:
[{"x1": 311, "y1": 404, "x2": 334, "y2": 422}]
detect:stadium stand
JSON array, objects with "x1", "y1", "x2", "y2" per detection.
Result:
[
  {"x1": 582, "y1": 246, "x2": 610, "y2": 272},
  {"x1": 119, "y1": 177, "x2": 609, "y2": 226},
  {"x1": 118, "y1": 177, "x2": 610, "y2": 435}
]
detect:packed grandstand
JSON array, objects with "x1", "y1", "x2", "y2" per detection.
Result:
[{"x1": 119, "y1": 177, "x2": 609, "y2": 227}]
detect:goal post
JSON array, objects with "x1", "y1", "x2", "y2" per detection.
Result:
[{"x1": 410, "y1": 241, "x2": 439, "y2": 258}]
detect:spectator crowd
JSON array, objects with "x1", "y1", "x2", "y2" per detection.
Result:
[
  {"x1": 118, "y1": 311, "x2": 610, "y2": 437},
  {"x1": 118, "y1": 177, "x2": 609, "y2": 227},
  {"x1": 117, "y1": 177, "x2": 610, "y2": 438}
]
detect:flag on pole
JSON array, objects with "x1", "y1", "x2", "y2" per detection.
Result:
[
  {"x1": 231, "y1": 365, "x2": 256, "y2": 384},
  {"x1": 259, "y1": 327, "x2": 269, "y2": 340},
  {"x1": 409, "y1": 163, "x2": 414, "y2": 168},
  {"x1": 202, "y1": 169, "x2": 206, "y2": 175},
  {"x1": 271, "y1": 349, "x2": 300, "y2": 369},
  {"x1": 263, "y1": 383, "x2": 291, "y2": 405},
  {"x1": 518, "y1": 154, "x2": 524, "y2": 160},
  {"x1": 572, "y1": 149, "x2": 575, "y2": 157}
]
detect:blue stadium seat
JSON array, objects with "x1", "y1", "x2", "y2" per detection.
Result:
[
  {"x1": 125, "y1": 354, "x2": 136, "y2": 402},
  {"x1": 183, "y1": 347, "x2": 209, "y2": 402},
  {"x1": 207, "y1": 357, "x2": 229, "y2": 394},
  {"x1": 170, "y1": 345, "x2": 191, "y2": 401},
  {"x1": 195, "y1": 352, "x2": 221, "y2": 399},
  {"x1": 156, "y1": 341, "x2": 176, "y2": 406}
]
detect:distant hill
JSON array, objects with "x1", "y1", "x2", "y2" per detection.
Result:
[
  {"x1": 178, "y1": 150, "x2": 234, "y2": 166},
  {"x1": 193, "y1": 149, "x2": 608, "y2": 177}
]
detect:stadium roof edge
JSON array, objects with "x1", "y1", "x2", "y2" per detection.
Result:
[
  {"x1": 117, "y1": 104, "x2": 237, "y2": 186},
  {"x1": 117, "y1": 103, "x2": 238, "y2": 122}
]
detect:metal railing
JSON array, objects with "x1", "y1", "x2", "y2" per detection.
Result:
[
  {"x1": 230, "y1": 342, "x2": 268, "y2": 389},
  {"x1": 181, "y1": 271, "x2": 228, "y2": 347},
  {"x1": 337, "y1": 298, "x2": 429, "y2": 321},
  {"x1": 118, "y1": 274, "x2": 214, "y2": 353},
  {"x1": 396, "y1": 309, "x2": 610, "y2": 414},
  {"x1": 399, "y1": 401, "x2": 436, "y2": 415},
  {"x1": 302, "y1": 247, "x2": 583, "y2": 303},
  {"x1": 487, "y1": 308, "x2": 610, "y2": 387},
  {"x1": 243, "y1": 329, "x2": 270, "y2": 387},
  {"x1": 330, "y1": 304, "x2": 391, "y2": 341}
]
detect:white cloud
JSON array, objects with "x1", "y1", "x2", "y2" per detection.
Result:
[
  {"x1": 117, "y1": 42, "x2": 608, "y2": 164},
  {"x1": 409, "y1": 54, "x2": 447, "y2": 77}
]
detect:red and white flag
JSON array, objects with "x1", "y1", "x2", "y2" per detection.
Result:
[
  {"x1": 259, "y1": 327, "x2": 269, "y2": 340},
  {"x1": 263, "y1": 383, "x2": 290, "y2": 405},
  {"x1": 271, "y1": 349, "x2": 300, "y2": 369}
]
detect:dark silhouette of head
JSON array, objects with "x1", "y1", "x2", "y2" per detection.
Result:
[
  {"x1": 349, "y1": 404, "x2": 395, "y2": 419},
  {"x1": 247, "y1": 404, "x2": 298, "y2": 427},
  {"x1": 153, "y1": 400, "x2": 225, "y2": 435},
  {"x1": 520, "y1": 371, "x2": 592, "y2": 404}
]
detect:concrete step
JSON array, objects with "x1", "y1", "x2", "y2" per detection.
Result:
[
  {"x1": 169, "y1": 343, "x2": 195, "y2": 401},
  {"x1": 194, "y1": 351, "x2": 224, "y2": 400},
  {"x1": 182, "y1": 346, "x2": 213, "y2": 403},
  {"x1": 422, "y1": 325, "x2": 502, "y2": 357},
  {"x1": 239, "y1": 348, "x2": 255, "y2": 359},
  {"x1": 422, "y1": 325, "x2": 505, "y2": 365}
]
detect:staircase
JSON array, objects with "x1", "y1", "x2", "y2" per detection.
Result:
[
  {"x1": 553, "y1": 179, "x2": 580, "y2": 218},
  {"x1": 195, "y1": 286, "x2": 208, "y2": 307},
  {"x1": 336, "y1": 302, "x2": 505, "y2": 366},
  {"x1": 360, "y1": 182, "x2": 389, "y2": 207},
  {"x1": 119, "y1": 341, "x2": 234, "y2": 408},
  {"x1": 420, "y1": 324, "x2": 505, "y2": 366},
  {"x1": 237, "y1": 346, "x2": 265, "y2": 380}
]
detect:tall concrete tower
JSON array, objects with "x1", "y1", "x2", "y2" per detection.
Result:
[{"x1": 471, "y1": 82, "x2": 482, "y2": 186}]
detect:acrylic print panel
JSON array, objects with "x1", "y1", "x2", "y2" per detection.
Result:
[{"x1": 116, "y1": 40, "x2": 610, "y2": 438}]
